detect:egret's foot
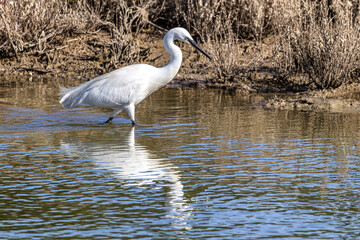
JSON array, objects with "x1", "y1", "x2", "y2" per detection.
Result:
[{"x1": 103, "y1": 117, "x2": 113, "y2": 124}]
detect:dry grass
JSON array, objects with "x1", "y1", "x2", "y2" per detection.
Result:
[
  {"x1": 274, "y1": 0, "x2": 360, "y2": 89},
  {"x1": 0, "y1": 0, "x2": 159, "y2": 64},
  {"x1": 1, "y1": 0, "x2": 360, "y2": 90},
  {"x1": 174, "y1": 0, "x2": 274, "y2": 82},
  {"x1": 0, "y1": 0, "x2": 84, "y2": 56}
]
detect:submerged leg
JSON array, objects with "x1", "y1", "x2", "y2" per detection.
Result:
[{"x1": 125, "y1": 103, "x2": 136, "y2": 125}]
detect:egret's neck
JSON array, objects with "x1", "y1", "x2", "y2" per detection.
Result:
[{"x1": 161, "y1": 36, "x2": 182, "y2": 83}]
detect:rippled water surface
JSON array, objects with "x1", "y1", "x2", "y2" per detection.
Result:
[{"x1": 0, "y1": 83, "x2": 359, "y2": 239}]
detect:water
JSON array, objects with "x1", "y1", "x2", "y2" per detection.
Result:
[{"x1": 0, "y1": 83, "x2": 359, "y2": 239}]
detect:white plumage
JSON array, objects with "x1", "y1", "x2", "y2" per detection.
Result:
[{"x1": 60, "y1": 27, "x2": 211, "y2": 125}]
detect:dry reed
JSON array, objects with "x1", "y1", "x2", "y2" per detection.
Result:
[
  {"x1": 1, "y1": 0, "x2": 360, "y2": 89},
  {"x1": 274, "y1": 0, "x2": 360, "y2": 89},
  {"x1": 0, "y1": 0, "x2": 158, "y2": 64},
  {"x1": 174, "y1": 0, "x2": 273, "y2": 82}
]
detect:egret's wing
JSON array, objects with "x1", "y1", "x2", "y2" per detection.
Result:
[{"x1": 60, "y1": 64, "x2": 156, "y2": 108}]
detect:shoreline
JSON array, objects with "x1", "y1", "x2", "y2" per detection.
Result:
[{"x1": 1, "y1": 31, "x2": 360, "y2": 113}]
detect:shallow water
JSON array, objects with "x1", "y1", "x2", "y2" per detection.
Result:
[{"x1": 0, "y1": 83, "x2": 359, "y2": 239}]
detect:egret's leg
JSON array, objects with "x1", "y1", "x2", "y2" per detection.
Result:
[
  {"x1": 103, "y1": 109, "x2": 122, "y2": 124},
  {"x1": 125, "y1": 103, "x2": 136, "y2": 125},
  {"x1": 104, "y1": 117, "x2": 113, "y2": 124}
]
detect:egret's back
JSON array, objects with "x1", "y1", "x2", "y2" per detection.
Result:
[{"x1": 60, "y1": 64, "x2": 163, "y2": 109}]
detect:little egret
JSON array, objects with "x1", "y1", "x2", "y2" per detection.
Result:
[{"x1": 59, "y1": 27, "x2": 211, "y2": 125}]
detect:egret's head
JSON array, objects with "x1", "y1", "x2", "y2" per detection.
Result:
[{"x1": 169, "y1": 27, "x2": 212, "y2": 60}]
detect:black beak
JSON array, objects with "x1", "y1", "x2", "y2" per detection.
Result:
[{"x1": 188, "y1": 39, "x2": 212, "y2": 60}]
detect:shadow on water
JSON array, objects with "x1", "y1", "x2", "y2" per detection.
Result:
[{"x1": 0, "y1": 82, "x2": 360, "y2": 239}]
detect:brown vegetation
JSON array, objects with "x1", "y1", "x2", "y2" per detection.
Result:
[
  {"x1": 275, "y1": 0, "x2": 360, "y2": 89},
  {"x1": 1, "y1": 0, "x2": 360, "y2": 92}
]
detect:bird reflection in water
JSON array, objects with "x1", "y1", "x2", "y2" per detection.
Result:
[{"x1": 61, "y1": 127, "x2": 192, "y2": 230}]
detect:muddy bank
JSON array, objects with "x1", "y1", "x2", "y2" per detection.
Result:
[
  {"x1": 0, "y1": 29, "x2": 275, "y2": 93},
  {"x1": 261, "y1": 95, "x2": 360, "y2": 112},
  {"x1": 1, "y1": 30, "x2": 360, "y2": 113},
  {"x1": 257, "y1": 82, "x2": 360, "y2": 112},
  {"x1": 0, "y1": 31, "x2": 159, "y2": 83}
]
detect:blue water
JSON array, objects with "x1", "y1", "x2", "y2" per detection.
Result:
[{"x1": 0, "y1": 86, "x2": 359, "y2": 239}]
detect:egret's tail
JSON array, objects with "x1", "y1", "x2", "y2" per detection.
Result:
[
  {"x1": 59, "y1": 86, "x2": 69, "y2": 98},
  {"x1": 59, "y1": 85, "x2": 83, "y2": 109},
  {"x1": 59, "y1": 73, "x2": 113, "y2": 109}
]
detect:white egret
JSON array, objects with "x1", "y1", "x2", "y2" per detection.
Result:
[{"x1": 59, "y1": 27, "x2": 211, "y2": 125}]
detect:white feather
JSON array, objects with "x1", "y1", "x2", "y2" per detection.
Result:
[{"x1": 59, "y1": 27, "x2": 211, "y2": 124}]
